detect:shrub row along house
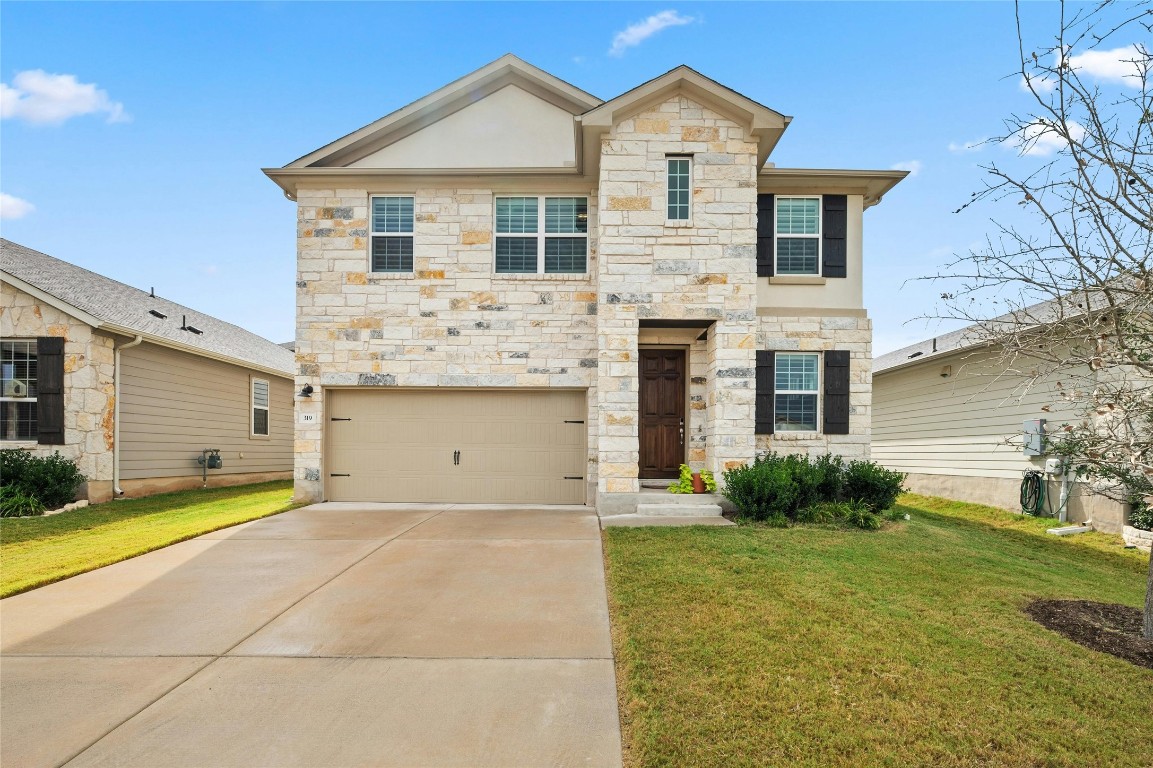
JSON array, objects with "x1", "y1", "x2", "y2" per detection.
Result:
[
  {"x1": 265, "y1": 55, "x2": 906, "y2": 513},
  {"x1": 0, "y1": 240, "x2": 294, "y2": 502}
]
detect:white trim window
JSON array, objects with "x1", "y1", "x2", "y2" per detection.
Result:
[
  {"x1": 370, "y1": 196, "x2": 415, "y2": 272},
  {"x1": 775, "y1": 196, "x2": 821, "y2": 275},
  {"x1": 774, "y1": 353, "x2": 819, "y2": 432},
  {"x1": 666, "y1": 156, "x2": 691, "y2": 222},
  {"x1": 0, "y1": 340, "x2": 37, "y2": 441},
  {"x1": 494, "y1": 196, "x2": 588, "y2": 274},
  {"x1": 251, "y1": 378, "x2": 270, "y2": 437}
]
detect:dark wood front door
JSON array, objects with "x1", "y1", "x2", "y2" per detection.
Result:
[{"x1": 639, "y1": 349, "x2": 685, "y2": 479}]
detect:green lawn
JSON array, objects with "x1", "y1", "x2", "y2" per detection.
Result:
[
  {"x1": 603, "y1": 493, "x2": 1152, "y2": 768},
  {"x1": 0, "y1": 481, "x2": 297, "y2": 598}
]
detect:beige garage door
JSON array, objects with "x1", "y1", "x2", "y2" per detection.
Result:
[{"x1": 326, "y1": 389, "x2": 588, "y2": 504}]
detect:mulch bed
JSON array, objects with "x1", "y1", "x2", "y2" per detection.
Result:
[{"x1": 1025, "y1": 599, "x2": 1153, "y2": 670}]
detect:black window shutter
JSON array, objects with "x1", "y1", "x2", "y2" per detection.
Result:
[
  {"x1": 823, "y1": 350, "x2": 850, "y2": 435},
  {"x1": 822, "y1": 195, "x2": 847, "y2": 278},
  {"x1": 36, "y1": 336, "x2": 65, "y2": 445},
  {"x1": 756, "y1": 194, "x2": 774, "y2": 277},
  {"x1": 755, "y1": 350, "x2": 775, "y2": 434}
]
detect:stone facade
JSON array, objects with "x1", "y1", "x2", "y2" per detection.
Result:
[
  {"x1": 594, "y1": 96, "x2": 759, "y2": 511},
  {"x1": 287, "y1": 85, "x2": 890, "y2": 512},
  {"x1": 293, "y1": 187, "x2": 602, "y2": 503},
  {"x1": 755, "y1": 314, "x2": 873, "y2": 460},
  {"x1": 0, "y1": 281, "x2": 116, "y2": 502}
]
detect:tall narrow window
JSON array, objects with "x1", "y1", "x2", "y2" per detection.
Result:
[
  {"x1": 0, "y1": 340, "x2": 37, "y2": 441},
  {"x1": 251, "y1": 378, "x2": 270, "y2": 437},
  {"x1": 775, "y1": 197, "x2": 821, "y2": 275},
  {"x1": 667, "y1": 156, "x2": 691, "y2": 221},
  {"x1": 494, "y1": 196, "x2": 587, "y2": 274},
  {"x1": 370, "y1": 196, "x2": 414, "y2": 272},
  {"x1": 774, "y1": 353, "x2": 819, "y2": 431}
]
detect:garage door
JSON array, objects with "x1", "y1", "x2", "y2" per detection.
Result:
[{"x1": 326, "y1": 389, "x2": 588, "y2": 504}]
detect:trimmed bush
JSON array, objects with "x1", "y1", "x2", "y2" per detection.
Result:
[
  {"x1": 0, "y1": 449, "x2": 85, "y2": 510},
  {"x1": 1129, "y1": 497, "x2": 1153, "y2": 531},
  {"x1": 721, "y1": 452, "x2": 906, "y2": 530},
  {"x1": 843, "y1": 460, "x2": 907, "y2": 513}
]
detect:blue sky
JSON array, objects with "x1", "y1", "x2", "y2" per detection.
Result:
[{"x1": 0, "y1": 2, "x2": 1120, "y2": 353}]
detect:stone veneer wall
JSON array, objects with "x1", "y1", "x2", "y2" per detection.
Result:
[
  {"x1": 595, "y1": 94, "x2": 759, "y2": 506},
  {"x1": 755, "y1": 314, "x2": 873, "y2": 459},
  {"x1": 0, "y1": 281, "x2": 116, "y2": 502},
  {"x1": 293, "y1": 187, "x2": 602, "y2": 503}
]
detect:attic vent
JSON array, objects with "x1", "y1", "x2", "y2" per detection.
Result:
[
  {"x1": 149, "y1": 309, "x2": 167, "y2": 319},
  {"x1": 180, "y1": 315, "x2": 203, "y2": 335},
  {"x1": 907, "y1": 351, "x2": 924, "y2": 359}
]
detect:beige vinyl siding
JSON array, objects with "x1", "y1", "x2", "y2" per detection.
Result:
[
  {"x1": 119, "y1": 343, "x2": 292, "y2": 479},
  {"x1": 872, "y1": 348, "x2": 1082, "y2": 480}
]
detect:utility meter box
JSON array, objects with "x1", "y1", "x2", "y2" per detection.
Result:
[
  {"x1": 1044, "y1": 457, "x2": 1065, "y2": 475},
  {"x1": 1023, "y1": 419, "x2": 1046, "y2": 456}
]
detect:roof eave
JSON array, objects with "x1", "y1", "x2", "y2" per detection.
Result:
[{"x1": 759, "y1": 168, "x2": 909, "y2": 208}]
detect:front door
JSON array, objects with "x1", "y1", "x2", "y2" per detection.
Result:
[{"x1": 639, "y1": 349, "x2": 685, "y2": 479}]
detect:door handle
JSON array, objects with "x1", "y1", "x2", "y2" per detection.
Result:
[
  {"x1": 453, "y1": 450, "x2": 460, "y2": 466},
  {"x1": 679, "y1": 418, "x2": 684, "y2": 445}
]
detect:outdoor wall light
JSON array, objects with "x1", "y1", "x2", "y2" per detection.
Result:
[
  {"x1": 299, "y1": 384, "x2": 314, "y2": 397},
  {"x1": 940, "y1": 365, "x2": 953, "y2": 378}
]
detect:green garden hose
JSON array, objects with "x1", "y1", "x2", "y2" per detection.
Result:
[{"x1": 1020, "y1": 471, "x2": 1046, "y2": 516}]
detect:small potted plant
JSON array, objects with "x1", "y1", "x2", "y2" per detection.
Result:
[{"x1": 669, "y1": 464, "x2": 717, "y2": 494}]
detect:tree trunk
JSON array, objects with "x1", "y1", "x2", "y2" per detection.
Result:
[{"x1": 1146, "y1": 551, "x2": 1153, "y2": 641}]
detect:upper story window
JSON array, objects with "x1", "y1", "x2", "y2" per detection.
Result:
[
  {"x1": 251, "y1": 378, "x2": 270, "y2": 437},
  {"x1": 370, "y1": 196, "x2": 414, "y2": 273},
  {"x1": 774, "y1": 352, "x2": 819, "y2": 432},
  {"x1": 0, "y1": 340, "x2": 37, "y2": 441},
  {"x1": 666, "y1": 156, "x2": 691, "y2": 222},
  {"x1": 494, "y1": 196, "x2": 588, "y2": 274},
  {"x1": 775, "y1": 196, "x2": 821, "y2": 275}
]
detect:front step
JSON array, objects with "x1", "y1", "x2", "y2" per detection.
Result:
[{"x1": 636, "y1": 502, "x2": 723, "y2": 517}]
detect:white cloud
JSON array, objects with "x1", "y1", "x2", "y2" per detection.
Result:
[
  {"x1": 890, "y1": 160, "x2": 923, "y2": 177},
  {"x1": 948, "y1": 138, "x2": 988, "y2": 153},
  {"x1": 609, "y1": 10, "x2": 695, "y2": 57},
  {"x1": 1011, "y1": 119, "x2": 1086, "y2": 157},
  {"x1": 1, "y1": 70, "x2": 129, "y2": 125},
  {"x1": 1067, "y1": 45, "x2": 1147, "y2": 86},
  {"x1": 0, "y1": 193, "x2": 35, "y2": 220},
  {"x1": 1020, "y1": 45, "x2": 1147, "y2": 92}
]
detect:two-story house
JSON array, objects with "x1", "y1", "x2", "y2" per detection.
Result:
[{"x1": 265, "y1": 55, "x2": 905, "y2": 514}]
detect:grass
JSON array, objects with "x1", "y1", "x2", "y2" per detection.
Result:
[
  {"x1": 0, "y1": 481, "x2": 297, "y2": 598},
  {"x1": 603, "y1": 493, "x2": 1153, "y2": 768}
]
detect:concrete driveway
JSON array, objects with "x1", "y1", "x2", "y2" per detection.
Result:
[{"x1": 0, "y1": 503, "x2": 622, "y2": 767}]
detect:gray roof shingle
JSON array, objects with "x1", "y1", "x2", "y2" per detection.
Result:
[{"x1": 1, "y1": 239, "x2": 294, "y2": 376}]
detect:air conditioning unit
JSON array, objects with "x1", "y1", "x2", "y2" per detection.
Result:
[{"x1": 2, "y1": 379, "x2": 28, "y2": 397}]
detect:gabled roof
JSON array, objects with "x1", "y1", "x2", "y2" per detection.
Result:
[
  {"x1": 0, "y1": 239, "x2": 294, "y2": 377},
  {"x1": 287, "y1": 54, "x2": 602, "y2": 169},
  {"x1": 581, "y1": 65, "x2": 792, "y2": 170}
]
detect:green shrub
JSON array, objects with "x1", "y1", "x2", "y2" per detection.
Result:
[
  {"x1": 1129, "y1": 497, "x2": 1153, "y2": 531},
  {"x1": 0, "y1": 449, "x2": 85, "y2": 510},
  {"x1": 723, "y1": 452, "x2": 905, "y2": 525},
  {"x1": 0, "y1": 485, "x2": 46, "y2": 518},
  {"x1": 843, "y1": 460, "x2": 906, "y2": 513},
  {"x1": 721, "y1": 456, "x2": 798, "y2": 521}
]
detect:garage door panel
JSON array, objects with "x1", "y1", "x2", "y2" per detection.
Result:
[{"x1": 326, "y1": 390, "x2": 587, "y2": 504}]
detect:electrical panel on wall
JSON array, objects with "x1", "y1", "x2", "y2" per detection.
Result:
[{"x1": 1023, "y1": 418, "x2": 1046, "y2": 457}]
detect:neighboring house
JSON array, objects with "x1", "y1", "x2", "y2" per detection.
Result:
[
  {"x1": 265, "y1": 55, "x2": 906, "y2": 513},
  {"x1": 0, "y1": 239, "x2": 295, "y2": 502},
  {"x1": 872, "y1": 326, "x2": 1128, "y2": 533}
]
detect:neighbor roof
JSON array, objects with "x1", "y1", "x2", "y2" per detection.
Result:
[{"x1": 1, "y1": 239, "x2": 294, "y2": 377}]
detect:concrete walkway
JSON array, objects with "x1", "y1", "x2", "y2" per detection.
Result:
[{"x1": 0, "y1": 503, "x2": 623, "y2": 767}]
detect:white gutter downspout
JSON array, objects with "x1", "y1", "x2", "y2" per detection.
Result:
[{"x1": 113, "y1": 335, "x2": 143, "y2": 496}]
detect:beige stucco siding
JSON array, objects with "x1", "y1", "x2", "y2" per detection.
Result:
[{"x1": 119, "y1": 342, "x2": 292, "y2": 479}]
